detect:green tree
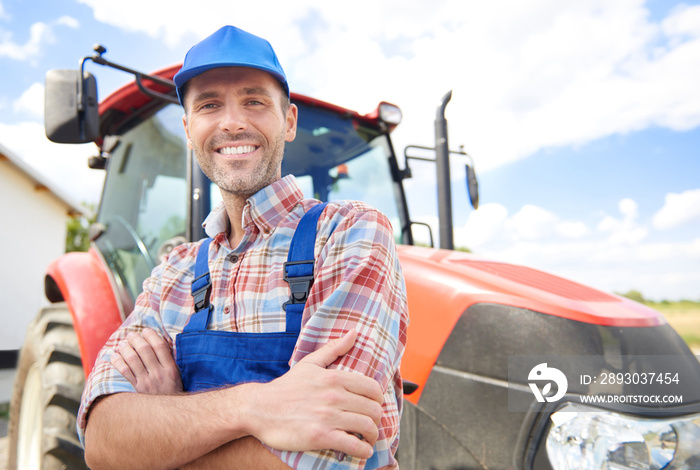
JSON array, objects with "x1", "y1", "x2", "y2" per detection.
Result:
[
  {"x1": 617, "y1": 289, "x2": 646, "y2": 303},
  {"x1": 65, "y1": 204, "x2": 96, "y2": 253}
]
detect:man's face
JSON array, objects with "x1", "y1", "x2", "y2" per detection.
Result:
[{"x1": 182, "y1": 67, "x2": 297, "y2": 198}]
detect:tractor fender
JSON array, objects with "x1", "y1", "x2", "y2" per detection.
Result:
[{"x1": 44, "y1": 248, "x2": 123, "y2": 377}]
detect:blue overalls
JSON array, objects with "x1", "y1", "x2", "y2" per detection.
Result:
[{"x1": 175, "y1": 202, "x2": 328, "y2": 392}]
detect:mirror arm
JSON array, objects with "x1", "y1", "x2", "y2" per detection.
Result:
[
  {"x1": 77, "y1": 56, "x2": 90, "y2": 113},
  {"x1": 134, "y1": 75, "x2": 180, "y2": 105},
  {"x1": 78, "y1": 45, "x2": 179, "y2": 107}
]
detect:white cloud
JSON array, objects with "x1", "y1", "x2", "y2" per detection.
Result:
[
  {"x1": 556, "y1": 220, "x2": 591, "y2": 239},
  {"x1": 473, "y1": 234, "x2": 700, "y2": 301},
  {"x1": 0, "y1": 16, "x2": 80, "y2": 62},
  {"x1": 456, "y1": 202, "x2": 509, "y2": 248},
  {"x1": 13, "y1": 82, "x2": 44, "y2": 117},
  {"x1": 597, "y1": 198, "x2": 648, "y2": 244},
  {"x1": 446, "y1": 194, "x2": 700, "y2": 300},
  {"x1": 618, "y1": 198, "x2": 638, "y2": 219},
  {"x1": 507, "y1": 204, "x2": 557, "y2": 240},
  {"x1": 653, "y1": 188, "x2": 700, "y2": 230},
  {"x1": 455, "y1": 198, "x2": 650, "y2": 253},
  {"x1": 662, "y1": 4, "x2": 700, "y2": 39},
  {"x1": 455, "y1": 199, "x2": 649, "y2": 253},
  {"x1": 73, "y1": 0, "x2": 700, "y2": 172},
  {"x1": 56, "y1": 16, "x2": 80, "y2": 29},
  {"x1": 0, "y1": 21, "x2": 54, "y2": 61},
  {"x1": 76, "y1": 0, "x2": 313, "y2": 50}
]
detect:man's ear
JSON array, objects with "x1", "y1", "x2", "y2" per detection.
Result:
[
  {"x1": 285, "y1": 103, "x2": 298, "y2": 142},
  {"x1": 182, "y1": 114, "x2": 193, "y2": 149}
]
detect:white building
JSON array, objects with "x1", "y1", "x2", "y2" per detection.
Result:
[{"x1": 0, "y1": 142, "x2": 88, "y2": 356}]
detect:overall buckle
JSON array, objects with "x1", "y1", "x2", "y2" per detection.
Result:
[
  {"x1": 283, "y1": 260, "x2": 314, "y2": 307},
  {"x1": 192, "y1": 272, "x2": 211, "y2": 312}
]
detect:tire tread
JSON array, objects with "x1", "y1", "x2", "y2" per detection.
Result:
[{"x1": 7, "y1": 303, "x2": 88, "y2": 470}]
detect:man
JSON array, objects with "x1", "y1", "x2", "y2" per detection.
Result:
[{"x1": 78, "y1": 25, "x2": 408, "y2": 470}]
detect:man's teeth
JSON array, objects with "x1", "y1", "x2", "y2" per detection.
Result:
[{"x1": 219, "y1": 145, "x2": 255, "y2": 155}]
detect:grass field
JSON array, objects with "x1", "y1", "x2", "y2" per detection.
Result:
[{"x1": 643, "y1": 300, "x2": 700, "y2": 350}]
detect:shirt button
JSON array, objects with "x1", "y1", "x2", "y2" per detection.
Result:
[
  {"x1": 229, "y1": 254, "x2": 239, "y2": 263},
  {"x1": 223, "y1": 305, "x2": 231, "y2": 315}
]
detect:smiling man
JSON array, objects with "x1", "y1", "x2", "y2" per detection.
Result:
[
  {"x1": 77, "y1": 25, "x2": 408, "y2": 470},
  {"x1": 183, "y1": 65, "x2": 296, "y2": 249},
  {"x1": 185, "y1": 67, "x2": 293, "y2": 199}
]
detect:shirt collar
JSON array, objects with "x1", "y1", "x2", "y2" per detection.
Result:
[{"x1": 202, "y1": 175, "x2": 305, "y2": 240}]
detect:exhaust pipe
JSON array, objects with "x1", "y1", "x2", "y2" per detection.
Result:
[{"x1": 435, "y1": 90, "x2": 454, "y2": 250}]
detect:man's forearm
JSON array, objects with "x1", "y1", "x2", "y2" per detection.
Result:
[
  {"x1": 181, "y1": 436, "x2": 291, "y2": 470},
  {"x1": 84, "y1": 389, "x2": 251, "y2": 470}
]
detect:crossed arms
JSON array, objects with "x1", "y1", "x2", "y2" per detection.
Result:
[{"x1": 85, "y1": 329, "x2": 383, "y2": 470}]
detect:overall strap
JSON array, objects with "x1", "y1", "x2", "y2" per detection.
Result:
[
  {"x1": 283, "y1": 202, "x2": 328, "y2": 333},
  {"x1": 183, "y1": 238, "x2": 214, "y2": 332}
]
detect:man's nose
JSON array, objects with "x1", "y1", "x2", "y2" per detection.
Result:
[{"x1": 219, "y1": 104, "x2": 247, "y2": 134}]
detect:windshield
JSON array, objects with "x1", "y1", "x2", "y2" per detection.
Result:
[
  {"x1": 95, "y1": 104, "x2": 188, "y2": 308},
  {"x1": 211, "y1": 101, "x2": 403, "y2": 240}
]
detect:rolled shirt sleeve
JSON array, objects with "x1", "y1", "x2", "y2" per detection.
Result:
[{"x1": 267, "y1": 202, "x2": 409, "y2": 470}]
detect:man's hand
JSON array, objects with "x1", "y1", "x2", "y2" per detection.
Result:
[
  {"x1": 110, "y1": 329, "x2": 183, "y2": 394},
  {"x1": 246, "y1": 329, "x2": 384, "y2": 460}
]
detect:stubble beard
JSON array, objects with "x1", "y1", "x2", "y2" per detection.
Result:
[{"x1": 196, "y1": 129, "x2": 285, "y2": 198}]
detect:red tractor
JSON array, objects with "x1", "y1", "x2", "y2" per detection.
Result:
[{"x1": 8, "y1": 45, "x2": 700, "y2": 469}]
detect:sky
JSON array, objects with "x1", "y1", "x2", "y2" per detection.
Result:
[{"x1": 0, "y1": 0, "x2": 699, "y2": 301}]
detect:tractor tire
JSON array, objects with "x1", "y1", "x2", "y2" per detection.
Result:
[{"x1": 7, "y1": 303, "x2": 88, "y2": 470}]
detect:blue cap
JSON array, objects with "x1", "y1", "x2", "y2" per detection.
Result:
[{"x1": 173, "y1": 25, "x2": 289, "y2": 105}]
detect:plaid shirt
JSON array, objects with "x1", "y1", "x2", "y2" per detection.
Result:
[{"x1": 77, "y1": 175, "x2": 408, "y2": 469}]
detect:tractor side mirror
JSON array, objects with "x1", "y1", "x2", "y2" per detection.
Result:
[
  {"x1": 44, "y1": 69, "x2": 99, "y2": 143},
  {"x1": 465, "y1": 164, "x2": 479, "y2": 210}
]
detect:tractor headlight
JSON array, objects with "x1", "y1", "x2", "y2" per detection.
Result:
[{"x1": 546, "y1": 403, "x2": 700, "y2": 469}]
